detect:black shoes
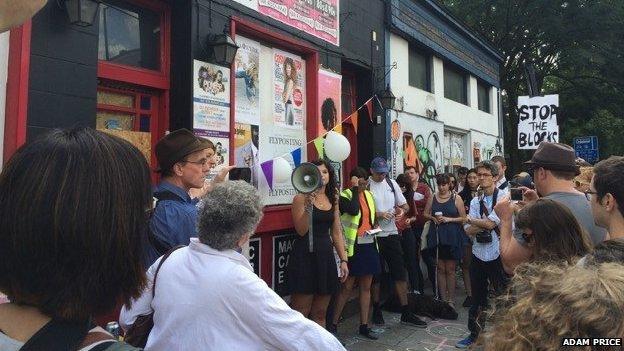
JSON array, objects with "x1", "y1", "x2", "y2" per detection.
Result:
[
  {"x1": 400, "y1": 311, "x2": 427, "y2": 328},
  {"x1": 462, "y1": 296, "x2": 473, "y2": 308},
  {"x1": 372, "y1": 307, "x2": 385, "y2": 325},
  {"x1": 358, "y1": 324, "x2": 379, "y2": 340}
]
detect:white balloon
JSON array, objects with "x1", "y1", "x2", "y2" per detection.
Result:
[
  {"x1": 324, "y1": 131, "x2": 351, "y2": 162},
  {"x1": 273, "y1": 157, "x2": 292, "y2": 183}
]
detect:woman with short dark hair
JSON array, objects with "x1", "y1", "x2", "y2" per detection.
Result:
[
  {"x1": 0, "y1": 128, "x2": 150, "y2": 350},
  {"x1": 496, "y1": 198, "x2": 593, "y2": 275}
]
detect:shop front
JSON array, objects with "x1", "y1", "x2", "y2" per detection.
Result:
[{"x1": 3, "y1": 0, "x2": 387, "y2": 295}]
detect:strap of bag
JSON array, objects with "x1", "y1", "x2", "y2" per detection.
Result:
[
  {"x1": 385, "y1": 177, "x2": 396, "y2": 194},
  {"x1": 19, "y1": 319, "x2": 91, "y2": 351},
  {"x1": 479, "y1": 189, "x2": 500, "y2": 236},
  {"x1": 151, "y1": 245, "x2": 184, "y2": 299},
  {"x1": 498, "y1": 180, "x2": 509, "y2": 190}
]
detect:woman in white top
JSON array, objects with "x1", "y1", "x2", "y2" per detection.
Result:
[{"x1": 120, "y1": 181, "x2": 345, "y2": 351}]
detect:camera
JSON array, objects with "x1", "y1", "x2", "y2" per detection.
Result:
[
  {"x1": 475, "y1": 230, "x2": 493, "y2": 243},
  {"x1": 510, "y1": 187, "x2": 523, "y2": 201}
]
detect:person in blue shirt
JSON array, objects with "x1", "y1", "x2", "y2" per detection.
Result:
[{"x1": 145, "y1": 129, "x2": 230, "y2": 265}]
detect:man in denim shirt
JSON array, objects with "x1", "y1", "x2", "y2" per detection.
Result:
[{"x1": 145, "y1": 129, "x2": 221, "y2": 265}]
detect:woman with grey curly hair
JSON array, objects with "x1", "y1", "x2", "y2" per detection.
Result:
[{"x1": 121, "y1": 181, "x2": 344, "y2": 351}]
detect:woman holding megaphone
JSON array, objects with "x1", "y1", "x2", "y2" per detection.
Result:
[{"x1": 288, "y1": 159, "x2": 349, "y2": 328}]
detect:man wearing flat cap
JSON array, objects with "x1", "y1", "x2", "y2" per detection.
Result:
[
  {"x1": 144, "y1": 129, "x2": 225, "y2": 265},
  {"x1": 522, "y1": 142, "x2": 607, "y2": 245}
]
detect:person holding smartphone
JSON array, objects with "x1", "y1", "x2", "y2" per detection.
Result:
[{"x1": 329, "y1": 167, "x2": 381, "y2": 339}]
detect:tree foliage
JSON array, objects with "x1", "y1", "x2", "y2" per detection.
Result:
[{"x1": 440, "y1": 0, "x2": 624, "y2": 173}]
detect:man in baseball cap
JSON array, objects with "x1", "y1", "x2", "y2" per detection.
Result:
[
  {"x1": 523, "y1": 142, "x2": 606, "y2": 245},
  {"x1": 146, "y1": 129, "x2": 219, "y2": 265}
]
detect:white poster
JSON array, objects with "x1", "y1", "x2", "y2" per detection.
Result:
[
  {"x1": 193, "y1": 60, "x2": 230, "y2": 136},
  {"x1": 235, "y1": 36, "x2": 261, "y2": 125},
  {"x1": 273, "y1": 49, "x2": 305, "y2": 129},
  {"x1": 517, "y1": 94, "x2": 559, "y2": 149}
]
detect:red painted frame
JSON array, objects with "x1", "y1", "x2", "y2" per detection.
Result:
[
  {"x1": 341, "y1": 71, "x2": 359, "y2": 185},
  {"x1": 3, "y1": 21, "x2": 31, "y2": 163},
  {"x1": 231, "y1": 17, "x2": 320, "y2": 284},
  {"x1": 96, "y1": 0, "x2": 171, "y2": 175}
]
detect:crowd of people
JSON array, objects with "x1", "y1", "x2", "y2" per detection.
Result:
[{"x1": 0, "y1": 125, "x2": 623, "y2": 351}]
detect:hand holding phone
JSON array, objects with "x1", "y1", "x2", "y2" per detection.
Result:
[
  {"x1": 510, "y1": 188, "x2": 523, "y2": 201},
  {"x1": 229, "y1": 167, "x2": 252, "y2": 183}
]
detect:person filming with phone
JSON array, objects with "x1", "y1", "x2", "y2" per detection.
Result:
[{"x1": 456, "y1": 161, "x2": 507, "y2": 349}]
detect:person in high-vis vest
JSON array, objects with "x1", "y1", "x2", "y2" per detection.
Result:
[{"x1": 328, "y1": 167, "x2": 381, "y2": 340}]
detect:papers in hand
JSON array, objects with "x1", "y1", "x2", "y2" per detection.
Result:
[{"x1": 365, "y1": 228, "x2": 383, "y2": 237}]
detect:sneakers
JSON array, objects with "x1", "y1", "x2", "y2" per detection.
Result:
[
  {"x1": 358, "y1": 324, "x2": 379, "y2": 340},
  {"x1": 455, "y1": 335, "x2": 476, "y2": 349},
  {"x1": 462, "y1": 296, "x2": 473, "y2": 308},
  {"x1": 372, "y1": 307, "x2": 385, "y2": 325},
  {"x1": 400, "y1": 311, "x2": 427, "y2": 328}
]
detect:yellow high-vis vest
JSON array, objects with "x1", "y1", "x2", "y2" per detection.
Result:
[{"x1": 340, "y1": 188, "x2": 376, "y2": 257}]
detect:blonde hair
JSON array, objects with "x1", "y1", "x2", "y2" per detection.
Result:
[{"x1": 484, "y1": 262, "x2": 624, "y2": 351}]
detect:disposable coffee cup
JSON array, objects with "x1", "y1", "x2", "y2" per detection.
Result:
[{"x1": 434, "y1": 211, "x2": 443, "y2": 217}]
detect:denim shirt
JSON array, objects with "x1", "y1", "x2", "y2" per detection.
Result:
[{"x1": 145, "y1": 181, "x2": 199, "y2": 265}]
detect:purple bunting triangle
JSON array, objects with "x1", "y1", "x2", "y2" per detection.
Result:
[
  {"x1": 291, "y1": 148, "x2": 302, "y2": 168},
  {"x1": 261, "y1": 160, "x2": 274, "y2": 190}
]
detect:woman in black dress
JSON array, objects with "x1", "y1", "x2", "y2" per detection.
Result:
[{"x1": 288, "y1": 159, "x2": 349, "y2": 327}]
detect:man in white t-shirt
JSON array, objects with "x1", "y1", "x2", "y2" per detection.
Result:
[{"x1": 368, "y1": 157, "x2": 427, "y2": 328}]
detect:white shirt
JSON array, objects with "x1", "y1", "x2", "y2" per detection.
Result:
[
  {"x1": 368, "y1": 177, "x2": 407, "y2": 237},
  {"x1": 464, "y1": 189, "x2": 506, "y2": 262},
  {"x1": 120, "y1": 238, "x2": 344, "y2": 351},
  {"x1": 496, "y1": 176, "x2": 509, "y2": 191}
]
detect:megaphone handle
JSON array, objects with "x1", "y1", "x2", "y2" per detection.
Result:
[{"x1": 308, "y1": 206, "x2": 314, "y2": 253}]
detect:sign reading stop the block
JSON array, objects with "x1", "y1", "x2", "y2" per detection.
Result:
[{"x1": 517, "y1": 94, "x2": 560, "y2": 149}]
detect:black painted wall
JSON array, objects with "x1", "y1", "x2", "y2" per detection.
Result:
[{"x1": 27, "y1": 2, "x2": 99, "y2": 140}]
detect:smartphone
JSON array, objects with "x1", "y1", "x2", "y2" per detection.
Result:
[
  {"x1": 229, "y1": 167, "x2": 252, "y2": 183},
  {"x1": 510, "y1": 187, "x2": 523, "y2": 201}
]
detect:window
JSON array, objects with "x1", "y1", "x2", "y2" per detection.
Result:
[
  {"x1": 444, "y1": 64, "x2": 467, "y2": 104},
  {"x1": 408, "y1": 44, "x2": 430, "y2": 91},
  {"x1": 477, "y1": 81, "x2": 491, "y2": 113},
  {"x1": 98, "y1": 0, "x2": 161, "y2": 70}
]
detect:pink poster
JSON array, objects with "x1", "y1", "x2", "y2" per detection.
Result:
[
  {"x1": 317, "y1": 69, "x2": 342, "y2": 135},
  {"x1": 235, "y1": 0, "x2": 339, "y2": 46}
]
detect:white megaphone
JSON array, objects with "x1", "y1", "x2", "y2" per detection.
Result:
[{"x1": 291, "y1": 162, "x2": 322, "y2": 194}]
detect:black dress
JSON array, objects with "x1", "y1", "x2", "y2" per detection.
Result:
[{"x1": 287, "y1": 205, "x2": 339, "y2": 295}]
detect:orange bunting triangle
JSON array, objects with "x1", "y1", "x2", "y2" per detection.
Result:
[
  {"x1": 365, "y1": 98, "x2": 373, "y2": 122},
  {"x1": 351, "y1": 111, "x2": 358, "y2": 134}
]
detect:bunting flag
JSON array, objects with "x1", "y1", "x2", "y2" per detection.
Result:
[
  {"x1": 365, "y1": 98, "x2": 373, "y2": 122},
  {"x1": 260, "y1": 160, "x2": 274, "y2": 191},
  {"x1": 350, "y1": 111, "x2": 359, "y2": 134},
  {"x1": 313, "y1": 137, "x2": 325, "y2": 159},
  {"x1": 291, "y1": 148, "x2": 302, "y2": 168}
]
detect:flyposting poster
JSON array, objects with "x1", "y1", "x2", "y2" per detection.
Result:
[
  {"x1": 318, "y1": 69, "x2": 342, "y2": 188},
  {"x1": 234, "y1": 36, "x2": 261, "y2": 126},
  {"x1": 232, "y1": 0, "x2": 340, "y2": 46},
  {"x1": 234, "y1": 123, "x2": 260, "y2": 188},
  {"x1": 273, "y1": 49, "x2": 305, "y2": 129},
  {"x1": 517, "y1": 94, "x2": 559, "y2": 149}
]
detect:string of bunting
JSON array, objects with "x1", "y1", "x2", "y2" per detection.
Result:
[{"x1": 259, "y1": 94, "x2": 379, "y2": 189}]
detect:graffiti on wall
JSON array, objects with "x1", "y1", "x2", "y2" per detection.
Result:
[
  {"x1": 473, "y1": 140, "x2": 502, "y2": 166},
  {"x1": 403, "y1": 131, "x2": 443, "y2": 189}
]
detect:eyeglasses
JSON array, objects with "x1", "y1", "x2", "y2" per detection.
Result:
[
  {"x1": 183, "y1": 158, "x2": 210, "y2": 166},
  {"x1": 477, "y1": 173, "x2": 493, "y2": 178},
  {"x1": 584, "y1": 190, "x2": 598, "y2": 201}
]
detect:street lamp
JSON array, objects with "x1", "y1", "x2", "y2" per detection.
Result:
[
  {"x1": 378, "y1": 84, "x2": 396, "y2": 110},
  {"x1": 206, "y1": 30, "x2": 239, "y2": 67},
  {"x1": 59, "y1": 0, "x2": 100, "y2": 27}
]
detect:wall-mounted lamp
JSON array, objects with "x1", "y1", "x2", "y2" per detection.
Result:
[
  {"x1": 58, "y1": 0, "x2": 100, "y2": 27},
  {"x1": 378, "y1": 84, "x2": 396, "y2": 110},
  {"x1": 206, "y1": 28, "x2": 239, "y2": 67},
  {"x1": 495, "y1": 138, "x2": 502, "y2": 153}
]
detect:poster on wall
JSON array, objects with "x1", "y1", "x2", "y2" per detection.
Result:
[
  {"x1": 272, "y1": 233, "x2": 298, "y2": 296},
  {"x1": 273, "y1": 49, "x2": 305, "y2": 129},
  {"x1": 193, "y1": 60, "x2": 230, "y2": 136},
  {"x1": 258, "y1": 128, "x2": 304, "y2": 205},
  {"x1": 234, "y1": 123, "x2": 260, "y2": 187},
  {"x1": 517, "y1": 94, "x2": 559, "y2": 149},
  {"x1": 318, "y1": 69, "x2": 342, "y2": 187},
  {"x1": 393, "y1": 112, "x2": 444, "y2": 190},
  {"x1": 471, "y1": 131, "x2": 502, "y2": 167},
  {"x1": 443, "y1": 131, "x2": 466, "y2": 172},
  {"x1": 232, "y1": 0, "x2": 339, "y2": 46},
  {"x1": 235, "y1": 37, "x2": 261, "y2": 125}
]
